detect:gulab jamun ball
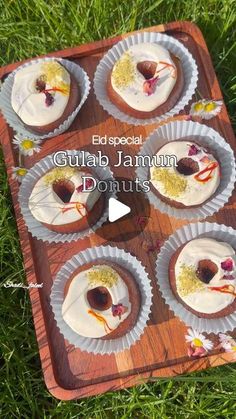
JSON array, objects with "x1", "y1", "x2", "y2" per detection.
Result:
[
  {"x1": 150, "y1": 140, "x2": 220, "y2": 208},
  {"x1": 11, "y1": 60, "x2": 80, "y2": 135},
  {"x1": 169, "y1": 238, "x2": 236, "y2": 318},
  {"x1": 28, "y1": 166, "x2": 104, "y2": 234},
  {"x1": 107, "y1": 43, "x2": 184, "y2": 119},
  {"x1": 62, "y1": 261, "x2": 141, "y2": 339}
]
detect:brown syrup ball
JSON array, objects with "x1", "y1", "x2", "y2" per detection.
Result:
[
  {"x1": 87, "y1": 287, "x2": 112, "y2": 311},
  {"x1": 136, "y1": 61, "x2": 157, "y2": 80},
  {"x1": 176, "y1": 158, "x2": 199, "y2": 176},
  {"x1": 196, "y1": 259, "x2": 218, "y2": 284},
  {"x1": 52, "y1": 180, "x2": 75, "y2": 203}
]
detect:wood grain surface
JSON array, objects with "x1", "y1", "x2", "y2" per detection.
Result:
[{"x1": 0, "y1": 21, "x2": 235, "y2": 400}]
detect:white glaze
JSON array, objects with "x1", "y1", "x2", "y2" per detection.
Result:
[
  {"x1": 62, "y1": 265, "x2": 131, "y2": 338},
  {"x1": 150, "y1": 141, "x2": 220, "y2": 206},
  {"x1": 29, "y1": 169, "x2": 100, "y2": 226},
  {"x1": 11, "y1": 61, "x2": 70, "y2": 126},
  {"x1": 175, "y1": 238, "x2": 236, "y2": 314},
  {"x1": 111, "y1": 43, "x2": 177, "y2": 112}
]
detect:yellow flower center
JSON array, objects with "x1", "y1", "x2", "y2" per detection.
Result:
[
  {"x1": 193, "y1": 103, "x2": 204, "y2": 112},
  {"x1": 21, "y1": 139, "x2": 34, "y2": 150},
  {"x1": 232, "y1": 345, "x2": 236, "y2": 352},
  {"x1": 192, "y1": 338, "x2": 203, "y2": 347},
  {"x1": 17, "y1": 168, "x2": 27, "y2": 176},
  {"x1": 204, "y1": 102, "x2": 217, "y2": 112}
]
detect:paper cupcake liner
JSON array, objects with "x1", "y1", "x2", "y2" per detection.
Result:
[
  {"x1": 156, "y1": 222, "x2": 236, "y2": 333},
  {"x1": 50, "y1": 245, "x2": 152, "y2": 354},
  {"x1": 94, "y1": 32, "x2": 198, "y2": 125},
  {"x1": 0, "y1": 57, "x2": 90, "y2": 140},
  {"x1": 136, "y1": 120, "x2": 236, "y2": 220},
  {"x1": 18, "y1": 150, "x2": 115, "y2": 243}
]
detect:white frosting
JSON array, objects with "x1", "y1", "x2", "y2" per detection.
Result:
[
  {"x1": 150, "y1": 141, "x2": 220, "y2": 206},
  {"x1": 175, "y1": 238, "x2": 236, "y2": 314},
  {"x1": 29, "y1": 169, "x2": 100, "y2": 226},
  {"x1": 111, "y1": 43, "x2": 177, "y2": 112},
  {"x1": 11, "y1": 61, "x2": 70, "y2": 126},
  {"x1": 62, "y1": 265, "x2": 131, "y2": 338}
]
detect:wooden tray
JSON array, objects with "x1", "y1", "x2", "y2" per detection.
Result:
[{"x1": 1, "y1": 21, "x2": 236, "y2": 400}]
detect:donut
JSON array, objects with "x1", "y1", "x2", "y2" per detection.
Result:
[
  {"x1": 107, "y1": 43, "x2": 184, "y2": 118},
  {"x1": 28, "y1": 166, "x2": 104, "y2": 234},
  {"x1": 169, "y1": 238, "x2": 236, "y2": 318},
  {"x1": 149, "y1": 140, "x2": 220, "y2": 208},
  {"x1": 62, "y1": 261, "x2": 141, "y2": 339},
  {"x1": 11, "y1": 60, "x2": 80, "y2": 135}
]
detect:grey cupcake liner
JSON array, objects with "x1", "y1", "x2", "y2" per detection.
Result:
[
  {"x1": 156, "y1": 222, "x2": 236, "y2": 333},
  {"x1": 50, "y1": 245, "x2": 153, "y2": 354},
  {"x1": 0, "y1": 57, "x2": 90, "y2": 139},
  {"x1": 94, "y1": 31, "x2": 198, "y2": 125},
  {"x1": 18, "y1": 150, "x2": 115, "y2": 243},
  {"x1": 136, "y1": 120, "x2": 236, "y2": 220}
]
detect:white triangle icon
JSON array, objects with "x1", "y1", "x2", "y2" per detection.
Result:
[{"x1": 108, "y1": 197, "x2": 131, "y2": 223}]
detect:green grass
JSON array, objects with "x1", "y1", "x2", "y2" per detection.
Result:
[{"x1": 0, "y1": 0, "x2": 236, "y2": 417}]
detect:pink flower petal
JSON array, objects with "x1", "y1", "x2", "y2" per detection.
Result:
[
  {"x1": 112, "y1": 303, "x2": 127, "y2": 319},
  {"x1": 193, "y1": 347, "x2": 207, "y2": 357},
  {"x1": 76, "y1": 178, "x2": 94, "y2": 193},
  {"x1": 188, "y1": 144, "x2": 200, "y2": 156},
  {"x1": 136, "y1": 216, "x2": 148, "y2": 226},
  {"x1": 76, "y1": 184, "x2": 83, "y2": 193},
  {"x1": 143, "y1": 76, "x2": 159, "y2": 96},
  {"x1": 222, "y1": 274, "x2": 235, "y2": 280},
  {"x1": 221, "y1": 258, "x2": 234, "y2": 271},
  {"x1": 147, "y1": 240, "x2": 163, "y2": 253},
  {"x1": 187, "y1": 346, "x2": 194, "y2": 357}
]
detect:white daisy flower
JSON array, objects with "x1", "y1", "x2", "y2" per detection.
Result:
[
  {"x1": 12, "y1": 166, "x2": 28, "y2": 182},
  {"x1": 219, "y1": 333, "x2": 232, "y2": 345},
  {"x1": 185, "y1": 328, "x2": 213, "y2": 351},
  {"x1": 13, "y1": 135, "x2": 42, "y2": 156},
  {"x1": 219, "y1": 333, "x2": 236, "y2": 357},
  {"x1": 190, "y1": 100, "x2": 223, "y2": 120}
]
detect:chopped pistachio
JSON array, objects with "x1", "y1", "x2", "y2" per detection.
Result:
[{"x1": 151, "y1": 168, "x2": 187, "y2": 197}]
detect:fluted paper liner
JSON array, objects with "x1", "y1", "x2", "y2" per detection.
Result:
[
  {"x1": 18, "y1": 150, "x2": 115, "y2": 243},
  {"x1": 50, "y1": 245, "x2": 152, "y2": 355},
  {"x1": 136, "y1": 120, "x2": 235, "y2": 220},
  {"x1": 0, "y1": 57, "x2": 90, "y2": 139},
  {"x1": 94, "y1": 31, "x2": 198, "y2": 125},
  {"x1": 156, "y1": 222, "x2": 236, "y2": 333}
]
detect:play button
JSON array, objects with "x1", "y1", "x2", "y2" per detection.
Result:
[
  {"x1": 108, "y1": 198, "x2": 131, "y2": 222},
  {"x1": 87, "y1": 177, "x2": 150, "y2": 243}
]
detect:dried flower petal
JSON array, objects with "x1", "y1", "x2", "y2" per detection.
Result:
[
  {"x1": 142, "y1": 239, "x2": 163, "y2": 254},
  {"x1": 143, "y1": 76, "x2": 159, "y2": 96},
  {"x1": 111, "y1": 303, "x2": 127, "y2": 319},
  {"x1": 187, "y1": 344, "x2": 207, "y2": 358},
  {"x1": 45, "y1": 92, "x2": 54, "y2": 107},
  {"x1": 200, "y1": 155, "x2": 211, "y2": 164},
  {"x1": 187, "y1": 346, "x2": 194, "y2": 357},
  {"x1": 221, "y1": 258, "x2": 234, "y2": 271},
  {"x1": 188, "y1": 144, "x2": 200, "y2": 156},
  {"x1": 222, "y1": 274, "x2": 235, "y2": 280},
  {"x1": 76, "y1": 178, "x2": 94, "y2": 193},
  {"x1": 136, "y1": 216, "x2": 149, "y2": 226},
  {"x1": 192, "y1": 346, "x2": 207, "y2": 357}
]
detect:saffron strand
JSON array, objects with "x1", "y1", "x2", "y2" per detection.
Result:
[
  {"x1": 88, "y1": 309, "x2": 113, "y2": 333},
  {"x1": 194, "y1": 162, "x2": 218, "y2": 183},
  {"x1": 209, "y1": 284, "x2": 236, "y2": 297}
]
